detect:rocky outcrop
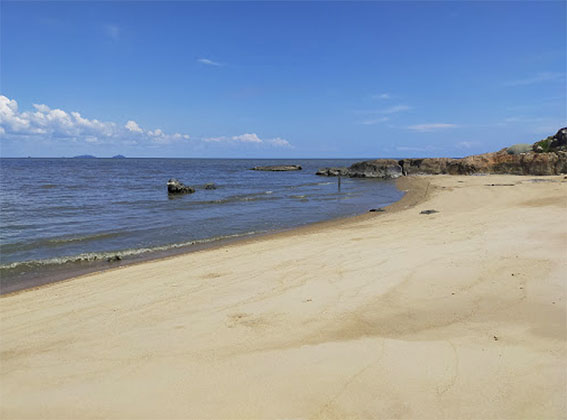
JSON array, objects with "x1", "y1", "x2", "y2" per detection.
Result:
[
  {"x1": 167, "y1": 178, "x2": 195, "y2": 194},
  {"x1": 251, "y1": 165, "x2": 302, "y2": 171},
  {"x1": 316, "y1": 128, "x2": 567, "y2": 178},
  {"x1": 399, "y1": 151, "x2": 567, "y2": 176},
  {"x1": 532, "y1": 127, "x2": 567, "y2": 153},
  {"x1": 348, "y1": 159, "x2": 403, "y2": 178},
  {"x1": 316, "y1": 167, "x2": 349, "y2": 176}
]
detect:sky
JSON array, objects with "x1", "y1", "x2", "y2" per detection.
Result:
[{"x1": 1, "y1": 1, "x2": 565, "y2": 158}]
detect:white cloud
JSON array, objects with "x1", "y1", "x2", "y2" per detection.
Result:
[
  {"x1": 203, "y1": 136, "x2": 227, "y2": 142},
  {"x1": 0, "y1": 95, "x2": 190, "y2": 146},
  {"x1": 504, "y1": 72, "x2": 564, "y2": 87},
  {"x1": 33, "y1": 103, "x2": 50, "y2": 113},
  {"x1": 407, "y1": 123, "x2": 458, "y2": 132},
  {"x1": 0, "y1": 96, "x2": 291, "y2": 151},
  {"x1": 125, "y1": 120, "x2": 143, "y2": 133},
  {"x1": 232, "y1": 133, "x2": 262, "y2": 143},
  {"x1": 372, "y1": 93, "x2": 391, "y2": 100},
  {"x1": 197, "y1": 58, "x2": 223, "y2": 67},
  {"x1": 203, "y1": 133, "x2": 291, "y2": 147},
  {"x1": 268, "y1": 137, "x2": 292, "y2": 147}
]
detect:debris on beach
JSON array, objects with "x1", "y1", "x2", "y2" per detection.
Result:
[
  {"x1": 420, "y1": 209, "x2": 439, "y2": 215},
  {"x1": 369, "y1": 208, "x2": 385, "y2": 212}
]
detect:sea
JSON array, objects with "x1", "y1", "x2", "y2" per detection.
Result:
[{"x1": 0, "y1": 158, "x2": 404, "y2": 293}]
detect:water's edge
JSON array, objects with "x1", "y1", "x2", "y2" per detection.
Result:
[{"x1": 0, "y1": 177, "x2": 427, "y2": 296}]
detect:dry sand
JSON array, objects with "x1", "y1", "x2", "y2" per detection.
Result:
[{"x1": 1, "y1": 175, "x2": 566, "y2": 419}]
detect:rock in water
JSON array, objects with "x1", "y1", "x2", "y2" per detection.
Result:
[
  {"x1": 316, "y1": 167, "x2": 349, "y2": 176},
  {"x1": 251, "y1": 165, "x2": 302, "y2": 171},
  {"x1": 204, "y1": 183, "x2": 217, "y2": 190},
  {"x1": 167, "y1": 178, "x2": 195, "y2": 194},
  {"x1": 348, "y1": 159, "x2": 403, "y2": 178}
]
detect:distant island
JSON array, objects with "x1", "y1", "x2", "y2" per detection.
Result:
[{"x1": 70, "y1": 154, "x2": 127, "y2": 159}]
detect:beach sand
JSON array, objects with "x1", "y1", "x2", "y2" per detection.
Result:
[{"x1": 1, "y1": 175, "x2": 565, "y2": 419}]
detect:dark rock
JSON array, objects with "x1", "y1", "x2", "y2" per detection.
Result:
[
  {"x1": 107, "y1": 255, "x2": 122, "y2": 262},
  {"x1": 167, "y1": 178, "x2": 195, "y2": 194},
  {"x1": 369, "y1": 208, "x2": 385, "y2": 212},
  {"x1": 251, "y1": 165, "x2": 302, "y2": 171},
  {"x1": 316, "y1": 167, "x2": 349, "y2": 176},
  {"x1": 348, "y1": 159, "x2": 403, "y2": 178},
  {"x1": 204, "y1": 183, "x2": 217, "y2": 190},
  {"x1": 420, "y1": 209, "x2": 439, "y2": 215},
  {"x1": 532, "y1": 127, "x2": 567, "y2": 153}
]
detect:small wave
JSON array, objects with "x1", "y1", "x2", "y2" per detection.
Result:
[
  {"x1": 0, "y1": 231, "x2": 124, "y2": 254},
  {"x1": 0, "y1": 231, "x2": 262, "y2": 271},
  {"x1": 40, "y1": 184, "x2": 57, "y2": 189}
]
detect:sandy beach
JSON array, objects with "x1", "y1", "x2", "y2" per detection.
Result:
[{"x1": 1, "y1": 174, "x2": 565, "y2": 419}]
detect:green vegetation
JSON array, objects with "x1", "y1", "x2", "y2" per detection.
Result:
[{"x1": 532, "y1": 136, "x2": 554, "y2": 153}]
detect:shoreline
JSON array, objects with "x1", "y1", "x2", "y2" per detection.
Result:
[
  {"x1": 1, "y1": 176, "x2": 429, "y2": 297},
  {"x1": 1, "y1": 174, "x2": 565, "y2": 418}
]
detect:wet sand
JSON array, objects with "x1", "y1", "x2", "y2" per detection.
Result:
[{"x1": 1, "y1": 175, "x2": 565, "y2": 419}]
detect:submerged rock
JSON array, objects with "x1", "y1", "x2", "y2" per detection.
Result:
[
  {"x1": 251, "y1": 165, "x2": 302, "y2": 171},
  {"x1": 204, "y1": 183, "x2": 217, "y2": 190},
  {"x1": 167, "y1": 178, "x2": 195, "y2": 194}
]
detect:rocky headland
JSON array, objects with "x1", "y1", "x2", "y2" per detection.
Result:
[{"x1": 317, "y1": 127, "x2": 567, "y2": 178}]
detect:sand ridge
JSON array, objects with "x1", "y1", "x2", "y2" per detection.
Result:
[{"x1": 1, "y1": 175, "x2": 566, "y2": 419}]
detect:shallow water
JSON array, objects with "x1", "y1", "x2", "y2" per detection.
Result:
[{"x1": 0, "y1": 158, "x2": 404, "y2": 292}]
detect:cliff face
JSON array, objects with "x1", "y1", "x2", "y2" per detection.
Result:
[
  {"x1": 400, "y1": 151, "x2": 567, "y2": 176},
  {"x1": 316, "y1": 128, "x2": 567, "y2": 178}
]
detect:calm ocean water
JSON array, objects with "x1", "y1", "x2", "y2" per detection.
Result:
[{"x1": 0, "y1": 158, "x2": 404, "y2": 292}]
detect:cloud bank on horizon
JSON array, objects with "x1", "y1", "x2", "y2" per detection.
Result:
[{"x1": 0, "y1": 95, "x2": 292, "y2": 154}]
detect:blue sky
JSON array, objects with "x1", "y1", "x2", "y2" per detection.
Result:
[{"x1": 1, "y1": 1, "x2": 565, "y2": 158}]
